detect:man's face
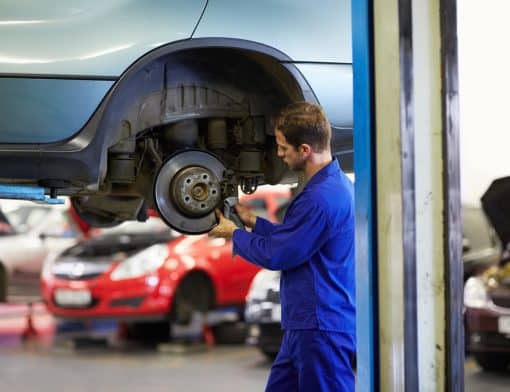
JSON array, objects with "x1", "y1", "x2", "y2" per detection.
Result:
[{"x1": 275, "y1": 130, "x2": 306, "y2": 171}]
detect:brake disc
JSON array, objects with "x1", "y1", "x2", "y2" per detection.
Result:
[{"x1": 153, "y1": 150, "x2": 225, "y2": 234}]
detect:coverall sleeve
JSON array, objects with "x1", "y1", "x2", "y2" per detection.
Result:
[
  {"x1": 253, "y1": 216, "x2": 277, "y2": 236},
  {"x1": 232, "y1": 199, "x2": 329, "y2": 271}
]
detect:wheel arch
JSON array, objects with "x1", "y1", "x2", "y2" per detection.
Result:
[
  {"x1": 92, "y1": 38, "x2": 319, "y2": 181},
  {"x1": 172, "y1": 268, "x2": 217, "y2": 310},
  {"x1": 31, "y1": 38, "x2": 319, "y2": 189}
]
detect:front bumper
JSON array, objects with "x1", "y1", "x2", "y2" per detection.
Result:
[
  {"x1": 465, "y1": 307, "x2": 510, "y2": 353},
  {"x1": 41, "y1": 274, "x2": 174, "y2": 320}
]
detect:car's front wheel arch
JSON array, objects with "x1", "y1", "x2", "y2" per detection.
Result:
[{"x1": 170, "y1": 270, "x2": 215, "y2": 326}]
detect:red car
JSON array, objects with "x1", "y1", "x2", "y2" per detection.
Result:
[{"x1": 40, "y1": 188, "x2": 289, "y2": 336}]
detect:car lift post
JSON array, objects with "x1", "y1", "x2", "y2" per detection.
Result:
[{"x1": 353, "y1": 0, "x2": 462, "y2": 390}]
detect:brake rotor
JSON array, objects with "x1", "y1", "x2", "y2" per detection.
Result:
[{"x1": 154, "y1": 150, "x2": 225, "y2": 234}]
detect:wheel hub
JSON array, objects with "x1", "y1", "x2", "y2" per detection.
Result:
[
  {"x1": 171, "y1": 166, "x2": 221, "y2": 217},
  {"x1": 154, "y1": 150, "x2": 225, "y2": 234}
]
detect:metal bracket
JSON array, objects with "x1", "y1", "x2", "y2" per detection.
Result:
[{"x1": 0, "y1": 185, "x2": 64, "y2": 205}]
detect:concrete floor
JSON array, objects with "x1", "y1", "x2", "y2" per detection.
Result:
[
  {"x1": 0, "y1": 340, "x2": 509, "y2": 391},
  {"x1": 0, "y1": 343, "x2": 268, "y2": 392},
  {"x1": 0, "y1": 302, "x2": 509, "y2": 391}
]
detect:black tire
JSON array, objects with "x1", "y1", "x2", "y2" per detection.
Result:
[
  {"x1": 124, "y1": 321, "x2": 171, "y2": 343},
  {"x1": 260, "y1": 348, "x2": 278, "y2": 361},
  {"x1": 212, "y1": 321, "x2": 247, "y2": 345},
  {"x1": 169, "y1": 273, "x2": 213, "y2": 341},
  {"x1": 171, "y1": 276, "x2": 211, "y2": 324},
  {"x1": 473, "y1": 352, "x2": 510, "y2": 372},
  {"x1": 0, "y1": 263, "x2": 7, "y2": 302}
]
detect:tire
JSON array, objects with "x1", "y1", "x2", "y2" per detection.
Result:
[
  {"x1": 170, "y1": 274, "x2": 213, "y2": 341},
  {"x1": 260, "y1": 348, "x2": 278, "y2": 361},
  {"x1": 0, "y1": 263, "x2": 7, "y2": 302},
  {"x1": 473, "y1": 352, "x2": 510, "y2": 372},
  {"x1": 124, "y1": 321, "x2": 171, "y2": 343},
  {"x1": 212, "y1": 322, "x2": 247, "y2": 345}
]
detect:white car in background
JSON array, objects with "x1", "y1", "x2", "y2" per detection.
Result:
[{"x1": 0, "y1": 201, "x2": 82, "y2": 302}]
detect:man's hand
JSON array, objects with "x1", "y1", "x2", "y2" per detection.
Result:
[
  {"x1": 235, "y1": 204, "x2": 257, "y2": 228},
  {"x1": 209, "y1": 209, "x2": 239, "y2": 239}
]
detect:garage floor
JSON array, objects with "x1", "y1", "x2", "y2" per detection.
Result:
[
  {"x1": 0, "y1": 343, "x2": 508, "y2": 391},
  {"x1": 0, "y1": 303, "x2": 508, "y2": 391},
  {"x1": 0, "y1": 344, "x2": 268, "y2": 392}
]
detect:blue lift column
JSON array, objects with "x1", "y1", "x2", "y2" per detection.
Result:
[
  {"x1": 353, "y1": 0, "x2": 462, "y2": 390},
  {"x1": 352, "y1": 1, "x2": 378, "y2": 391}
]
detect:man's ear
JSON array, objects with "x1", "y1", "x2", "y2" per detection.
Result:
[{"x1": 300, "y1": 144, "x2": 312, "y2": 156}]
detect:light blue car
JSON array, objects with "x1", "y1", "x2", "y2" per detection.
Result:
[{"x1": 0, "y1": 0, "x2": 352, "y2": 233}]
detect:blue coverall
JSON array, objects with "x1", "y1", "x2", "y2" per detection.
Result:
[{"x1": 233, "y1": 159, "x2": 356, "y2": 391}]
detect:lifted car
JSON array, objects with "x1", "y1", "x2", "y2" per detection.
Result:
[{"x1": 0, "y1": 1, "x2": 352, "y2": 233}]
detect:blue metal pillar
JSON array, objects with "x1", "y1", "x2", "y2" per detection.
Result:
[
  {"x1": 352, "y1": 1, "x2": 378, "y2": 391},
  {"x1": 0, "y1": 184, "x2": 63, "y2": 204}
]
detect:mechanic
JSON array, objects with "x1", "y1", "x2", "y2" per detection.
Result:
[{"x1": 209, "y1": 102, "x2": 356, "y2": 391}]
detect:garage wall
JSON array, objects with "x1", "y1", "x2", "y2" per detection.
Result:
[{"x1": 458, "y1": 0, "x2": 510, "y2": 205}]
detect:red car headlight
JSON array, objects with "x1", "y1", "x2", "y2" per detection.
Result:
[{"x1": 111, "y1": 244, "x2": 169, "y2": 281}]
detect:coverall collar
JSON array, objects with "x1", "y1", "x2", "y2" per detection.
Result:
[{"x1": 303, "y1": 158, "x2": 340, "y2": 190}]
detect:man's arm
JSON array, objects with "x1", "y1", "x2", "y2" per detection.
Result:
[
  {"x1": 208, "y1": 208, "x2": 277, "y2": 238},
  {"x1": 232, "y1": 200, "x2": 329, "y2": 271},
  {"x1": 235, "y1": 203, "x2": 277, "y2": 235},
  {"x1": 252, "y1": 216, "x2": 277, "y2": 236}
]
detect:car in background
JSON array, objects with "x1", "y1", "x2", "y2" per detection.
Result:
[
  {"x1": 464, "y1": 264, "x2": 510, "y2": 371},
  {"x1": 41, "y1": 188, "x2": 289, "y2": 340},
  {"x1": 0, "y1": 202, "x2": 82, "y2": 302},
  {"x1": 463, "y1": 205, "x2": 500, "y2": 281},
  {"x1": 0, "y1": 1, "x2": 352, "y2": 235},
  {"x1": 246, "y1": 204, "x2": 500, "y2": 360},
  {"x1": 464, "y1": 177, "x2": 510, "y2": 371},
  {"x1": 245, "y1": 269, "x2": 282, "y2": 359}
]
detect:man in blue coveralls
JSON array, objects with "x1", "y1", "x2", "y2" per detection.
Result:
[{"x1": 209, "y1": 102, "x2": 356, "y2": 391}]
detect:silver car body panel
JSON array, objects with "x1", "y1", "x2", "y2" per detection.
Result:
[
  {"x1": 0, "y1": 78, "x2": 113, "y2": 143},
  {"x1": 194, "y1": 0, "x2": 352, "y2": 64},
  {"x1": 294, "y1": 63, "x2": 352, "y2": 129},
  {"x1": 0, "y1": 0, "x2": 351, "y2": 75},
  {"x1": 0, "y1": 0, "x2": 206, "y2": 76}
]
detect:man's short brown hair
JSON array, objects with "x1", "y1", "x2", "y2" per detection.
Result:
[{"x1": 275, "y1": 102, "x2": 331, "y2": 152}]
